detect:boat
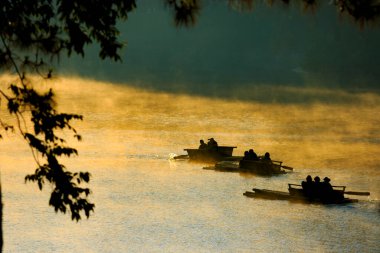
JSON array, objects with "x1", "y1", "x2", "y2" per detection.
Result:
[
  {"x1": 175, "y1": 146, "x2": 238, "y2": 162},
  {"x1": 239, "y1": 159, "x2": 287, "y2": 175},
  {"x1": 243, "y1": 183, "x2": 370, "y2": 204},
  {"x1": 203, "y1": 159, "x2": 291, "y2": 175}
]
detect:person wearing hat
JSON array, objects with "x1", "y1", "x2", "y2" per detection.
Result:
[
  {"x1": 321, "y1": 177, "x2": 334, "y2": 200},
  {"x1": 322, "y1": 177, "x2": 333, "y2": 190},
  {"x1": 323, "y1": 177, "x2": 331, "y2": 184}
]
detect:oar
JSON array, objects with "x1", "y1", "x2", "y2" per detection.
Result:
[
  {"x1": 281, "y1": 165, "x2": 293, "y2": 171},
  {"x1": 345, "y1": 191, "x2": 370, "y2": 196}
]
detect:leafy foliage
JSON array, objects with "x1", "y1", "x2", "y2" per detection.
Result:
[
  {"x1": 164, "y1": 0, "x2": 380, "y2": 27},
  {"x1": 0, "y1": 0, "x2": 138, "y2": 221},
  {"x1": 4, "y1": 82, "x2": 94, "y2": 220},
  {"x1": 166, "y1": 0, "x2": 201, "y2": 26},
  {"x1": 1, "y1": 0, "x2": 380, "y2": 224},
  {"x1": 0, "y1": 0, "x2": 137, "y2": 76}
]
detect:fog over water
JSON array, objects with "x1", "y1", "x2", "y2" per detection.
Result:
[
  {"x1": 58, "y1": 0, "x2": 380, "y2": 100},
  {"x1": 1, "y1": 1, "x2": 380, "y2": 252},
  {"x1": 1, "y1": 76, "x2": 380, "y2": 252}
]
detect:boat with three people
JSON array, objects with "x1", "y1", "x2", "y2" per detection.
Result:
[
  {"x1": 203, "y1": 159, "x2": 291, "y2": 175},
  {"x1": 243, "y1": 177, "x2": 370, "y2": 204},
  {"x1": 203, "y1": 151, "x2": 293, "y2": 175}
]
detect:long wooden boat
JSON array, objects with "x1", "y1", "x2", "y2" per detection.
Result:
[
  {"x1": 203, "y1": 159, "x2": 288, "y2": 175},
  {"x1": 239, "y1": 160, "x2": 286, "y2": 175},
  {"x1": 183, "y1": 146, "x2": 237, "y2": 162},
  {"x1": 243, "y1": 184, "x2": 364, "y2": 204}
]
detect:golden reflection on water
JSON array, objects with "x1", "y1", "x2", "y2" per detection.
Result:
[
  {"x1": 53, "y1": 76, "x2": 380, "y2": 169},
  {"x1": 1, "y1": 75, "x2": 380, "y2": 252},
  {"x1": 1, "y1": 74, "x2": 380, "y2": 172}
]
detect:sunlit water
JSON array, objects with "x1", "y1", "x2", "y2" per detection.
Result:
[{"x1": 1, "y1": 76, "x2": 380, "y2": 252}]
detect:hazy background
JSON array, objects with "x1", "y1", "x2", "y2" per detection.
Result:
[
  {"x1": 58, "y1": 0, "x2": 380, "y2": 102},
  {"x1": 2, "y1": 2, "x2": 380, "y2": 251}
]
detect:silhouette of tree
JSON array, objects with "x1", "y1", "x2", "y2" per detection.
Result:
[
  {"x1": 1, "y1": 0, "x2": 380, "y2": 251},
  {"x1": 0, "y1": 1, "x2": 137, "y2": 251},
  {"x1": 165, "y1": 0, "x2": 380, "y2": 26}
]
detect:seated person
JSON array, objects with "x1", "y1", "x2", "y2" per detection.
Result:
[
  {"x1": 321, "y1": 177, "x2": 334, "y2": 200},
  {"x1": 198, "y1": 139, "x2": 207, "y2": 149},
  {"x1": 262, "y1": 152, "x2": 272, "y2": 162},
  {"x1": 207, "y1": 138, "x2": 218, "y2": 151},
  {"x1": 242, "y1": 151, "x2": 249, "y2": 160},
  {"x1": 301, "y1": 175, "x2": 313, "y2": 197},
  {"x1": 248, "y1": 149, "x2": 259, "y2": 160},
  {"x1": 312, "y1": 176, "x2": 322, "y2": 199}
]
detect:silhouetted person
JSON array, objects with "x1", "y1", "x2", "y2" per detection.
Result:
[
  {"x1": 322, "y1": 177, "x2": 333, "y2": 191},
  {"x1": 302, "y1": 175, "x2": 313, "y2": 198},
  {"x1": 312, "y1": 176, "x2": 322, "y2": 198},
  {"x1": 239, "y1": 151, "x2": 250, "y2": 167},
  {"x1": 321, "y1": 177, "x2": 334, "y2": 201},
  {"x1": 207, "y1": 138, "x2": 218, "y2": 151},
  {"x1": 248, "y1": 149, "x2": 258, "y2": 160},
  {"x1": 242, "y1": 151, "x2": 249, "y2": 160},
  {"x1": 199, "y1": 139, "x2": 207, "y2": 149},
  {"x1": 262, "y1": 152, "x2": 272, "y2": 162}
]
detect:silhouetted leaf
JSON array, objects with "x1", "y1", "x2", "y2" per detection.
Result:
[{"x1": 7, "y1": 99, "x2": 19, "y2": 114}]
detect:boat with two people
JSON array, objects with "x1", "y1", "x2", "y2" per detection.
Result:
[
  {"x1": 243, "y1": 175, "x2": 370, "y2": 204},
  {"x1": 173, "y1": 138, "x2": 239, "y2": 163}
]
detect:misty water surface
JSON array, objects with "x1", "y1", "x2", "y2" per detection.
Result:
[{"x1": 1, "y1": 76, "x2": 379, "y2": 252}]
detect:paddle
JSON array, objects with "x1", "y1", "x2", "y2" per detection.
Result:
[
  {"x1": 344, "y1": 191, "x2": 370, "y2": 196},
  {"x1": 281, "y1": 165, "x2": 293, "y2": 171}
]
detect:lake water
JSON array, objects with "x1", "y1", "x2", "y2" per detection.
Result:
[{"x1": 1, "y1": 76, "x2": 380, "y2": 252}]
